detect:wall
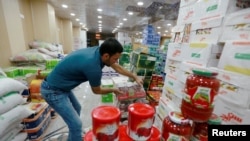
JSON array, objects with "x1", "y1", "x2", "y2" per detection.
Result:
[
  {"x1": 0, "y1": 0, "x2": 26, "y2": 67},
  {"x1": 0, "y1": 0, "x2": 82, "y2": 67},
  {"x1": 48, "y1": 3, "x2": 57, "y2": 43},
  {"x1": 0, "y1": 0, "x2": 12, "y2": 67},
  {"x1": 55, "y1": 16, "x2": 63, "y2": 44},
  {"x1": 73, "y1": 27, "x2": 80, "y2": 37},
  {"x1": 80, "y1": 29, "x2": 87, "y2": 48},
  {"x1": 62, "y1": 19, "x2": 73, "y2": 54},
  {"x1": 30, "y1": 0, "x2": 56, "y2": 42},
  {"x1": 18, "y1": 0, "x2": 34, "y2": 49}
]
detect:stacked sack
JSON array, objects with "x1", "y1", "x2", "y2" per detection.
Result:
[
  {"x1": 21, "y1": 78, "x2": 52, "y2": 141},
  {"x1": 0, "y1": 71, "x2": 32, "y2": 141}
]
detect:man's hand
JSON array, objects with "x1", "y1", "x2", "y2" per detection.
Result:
[
  {"x1": 134, "y1": 76, "x2": 144, "y2": 87},
  {"x1": 113, "y1": 88, "x2": 124, "y2": 95}
]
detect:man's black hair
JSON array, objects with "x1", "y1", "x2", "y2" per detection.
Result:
[{"x1": 99, "y1": 38, "x2": 123, "y2": 56}]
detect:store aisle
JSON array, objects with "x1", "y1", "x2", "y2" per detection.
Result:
[{"x1": 43, "y1": 82, "x2": 103, "y2": 140}]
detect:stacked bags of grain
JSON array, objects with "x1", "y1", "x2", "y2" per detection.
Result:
[
  {"x1": 29, "y1": 40, "x2": 64, "y2": 58},
  {"x1": 0, "y1": 76, "x2": 31, "y2": 141}
]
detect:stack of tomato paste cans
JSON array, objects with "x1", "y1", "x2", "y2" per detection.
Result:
[
  {"x1": 84, "y1": 103, "x2": 161, "y2": 141},
  {"x1": 161, "y1": 69, "x2": 222, "y2": 141}
]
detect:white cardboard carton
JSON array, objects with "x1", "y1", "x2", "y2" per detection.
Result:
[
  {"x1": 180, "y1": 0, "x2": 198, "y2": 8},
  {"x1": 217, "y1": 85, "x2": 250, "y2": 109},
  {"x1": 189, "y1": 16, "x2": 224, "y2": 43},
  {"x1": 197, "y1": 0, "x2": 240, "y2": 21},
  {"x1": 210, "y1": 67, "x2": 250, "y2": 90},
  {"x1": 171, "y1": 25, "x2": 185, "y2": 43},
  {"x1": 164, "y1": 59, "x2": 182, "y2": 74},
  {"x1": 177, "y1": 4, "x2": 198, "y2": 25},
  {"x1": 213, "y1": 96, "x2": 250, "y2": 125},
  {"x1": 182, "y1": 42, "x2": 222, "y2": 67},
  {"x1": 157, "y1": 96, "x2": 181, "y2": 120},
  {"x1": 167, "y1": 43, "x2": 186, "y2": 62},
  {"x1": 164, "y1": 73, "x2": 185, "y2": 99},
  {"x1": 219, "y1": 8, "x2": 250, "y2": 42},
  {"x1": 217, "y1": 41, "x2": 250, "y2": 76},
  {"x1": 154, "y1": 112, "x2": 163, "y2": 130},
  {"x1": 210, "y1": 68, "x2": 250, "y2": 108}
]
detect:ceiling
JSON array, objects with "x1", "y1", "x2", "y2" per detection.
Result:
[{"x1": 47, "y1": 0, "x2": 180, "y2": 36}]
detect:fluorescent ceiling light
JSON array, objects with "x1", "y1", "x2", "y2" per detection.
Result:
[
  {"x1": 97, "y1": 8, "x2": 102, "y2": 12},
  {"x1": 128, "y1": 12, "x2": 133, "y2": 15},
  {"x1": 62, "y1": 4, "x2": 68, "y2": 8},
  {"x1": 137, "y1": 2, "x2": 143, "y2": 6}
]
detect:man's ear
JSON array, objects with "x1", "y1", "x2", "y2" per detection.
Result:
[{"x1": 103, "y1": 53, "x2": 110, "y2": 59}]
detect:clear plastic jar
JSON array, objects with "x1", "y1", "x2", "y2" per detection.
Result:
[
  {"x1": 161, "y1": 111, "x2": 192, "y2": 141},
  {"x1": 181, "y1": 69, "x2": 220, "y2": 122}
]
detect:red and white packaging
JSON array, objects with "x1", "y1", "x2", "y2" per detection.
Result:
[
  {"x1": 91, "y1": 105, "x2": 121, "y2": 141},
  {"x1": 127, "y1": 103, "x2": 155, "y2": 140}
]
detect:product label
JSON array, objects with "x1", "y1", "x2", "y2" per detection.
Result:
[
  {"x1": 94, "y1": 123, "x2": 119, "y2": 141},
  {"x1": 206, "y1": 4, "x2": 218, "y2": 12},
  {"x1": 191, "y1": 53, "x2": 201, "y2": 58},
  {"x1": 162, "y1": 132, "x2": 189, "y2": 141},
  {"x1": 128, "y1": 118, "x2": 154, "y2": 140},
  {"x1": 186, "y1": 86, "x2": 215, "y2": 108},
  {"x1": 235, "y1": 53, "x2": 250, "y2": 60}
]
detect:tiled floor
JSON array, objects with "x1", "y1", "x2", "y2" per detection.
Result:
[{"x1": 43, "y1": 82, "x2": 116, "y2": 141}]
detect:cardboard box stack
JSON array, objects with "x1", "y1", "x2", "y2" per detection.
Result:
[
  {"x1": 142, "y1": 25, "x2": 161, "y2": 46},
  {"x1": 101, "y1": 79, "x2": 115, "y2": 104},
  {"x1": 117, "y1": 32, "x2": 132, "y2": 46},
  {"x1": 38, "y1": 59, "x2": 60, "y2": 78},
  {"x1": 22, "y1": 102, "x2": 51, "y2": 141},
  {"x1": 111, "y1": 76, "x2": 147, "y2": 121},
  {"x1": 130, "y1": 52, "x2": 157, "y2": 91},
  {"x1": 155, "y1": 0, "x2": 250, "y2": 130},
  {"x1": 119, "y1": 44, "x2": 133, "y2": 69}
]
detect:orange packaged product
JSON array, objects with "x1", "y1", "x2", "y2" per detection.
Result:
[{"x1": 29, "y1": 79, "x2": 43, "y2": 94}]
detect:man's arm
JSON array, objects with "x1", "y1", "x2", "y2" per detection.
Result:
[
  {"x1": 91, "y1": 85, "x2": 122, "y2": 95},
  {"x1": 111, "y1": 63, "x2": 143, "y2": 86}
]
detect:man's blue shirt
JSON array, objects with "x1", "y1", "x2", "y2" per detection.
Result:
[{"x1": 46, "y1": 47, "x2": 105, "y2": 91}]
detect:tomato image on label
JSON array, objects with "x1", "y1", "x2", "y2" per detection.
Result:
[
  {"x1": 136, "y1": 118, "x2": 153, "y2": 137},
  {"x1": 128, "y1": 118, "x2": 154, "y2": 140},
  {"x1": 189, "y1": 87, "x2": 212, "y2": 109},
  {"x1": 137, "y1": 127, "x2": 151, "y2": 137},
  {"x1": 95, "y1": 123, "x2": 119, "y2": 141}
]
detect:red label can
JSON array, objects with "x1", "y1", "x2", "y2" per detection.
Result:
[
  {"x1": 127, "y1": 103, "x2": 155, "y2": 140},
  {"x1": 91, "y1": 105, "x2": 121, "y2": 141},
  {"x1": 119, "y1": 125, "x2": 161, "y2": 141}
]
